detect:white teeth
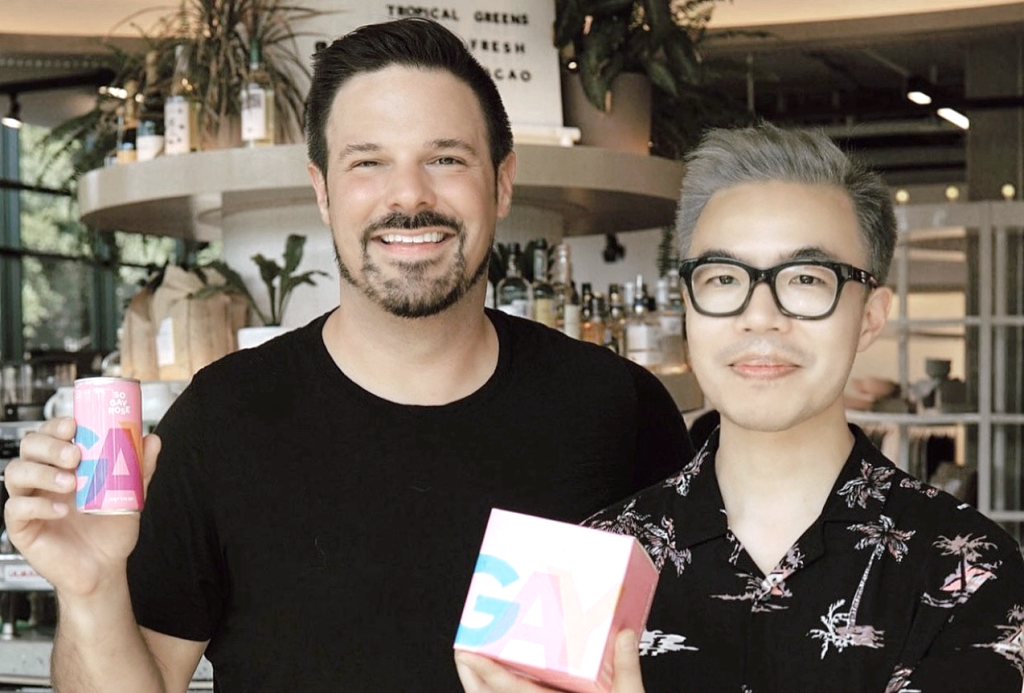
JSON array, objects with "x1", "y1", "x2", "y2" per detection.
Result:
[{"x1": 380, "y1": 232, "x2": 446, "y2": 245}]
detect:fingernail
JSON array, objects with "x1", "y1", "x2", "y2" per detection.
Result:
[
  {"x1": 55, "y1": 471, "x2": 75, "y2": 489},
  {"x1": 52, "y1": 502, "x2": 68, "y2": 515}
]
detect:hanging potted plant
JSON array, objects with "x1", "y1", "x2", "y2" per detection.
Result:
[{"x1": 553, "y1": 0, "x2": 754, "y2": 158}]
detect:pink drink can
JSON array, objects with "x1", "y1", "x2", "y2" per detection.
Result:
[{"x1": 73, "y1": 377, "x2": 144, "y2": 514}]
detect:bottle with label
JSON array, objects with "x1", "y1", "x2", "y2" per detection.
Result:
[
  {"x1": 136, "y1": 51, "x2": 165, "y2": 161},
  {"x1": 550, "y1": 243, "x2": 576, "y2": 334},
  {"x1": 116, "y1": 80, "x2": 140, "y2": 164},
  {"x1": 579, "y1": 282, "x2": 594, "y2": 323},
  {"x1": 241, "y1": 34, "x2": 275, "y2": 147},
  {"x1": 164, "y1": 43, "x2": 201, "y2": 155},
  {"x1": 606, "y1": 283, "x2": 626, "y2": 355},
  {"x1": 581, "y1": 293, "x2": 607, "y2": 346},
  {"x1": 657, "y1": 268, "x2": 688, "y2": 373},
  {"x1": 496, "y1": 244, "x2": 530, "y2": 318},
  {"x1": 625, "y1": 274, "x2": 663, "y2": 368},
  {"x1": 530, "y1": 246, "x2": 557, "y2": 328}
]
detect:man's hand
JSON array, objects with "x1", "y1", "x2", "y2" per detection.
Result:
[
  {"x1": 455, "y1": 630, "x2": 646, "y2": 693},
  {"x1": 3, "y1": 418, "x2": 161, "y2": 597}
]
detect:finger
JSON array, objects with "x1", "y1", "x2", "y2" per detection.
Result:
[
  {"x1": 18, "y1": 424, "x2": 80, "y2": 472},
  {"x1": 611, "y1": 630, "x2": 646, "y2": 693},
  {"x1": 35, "y1": 417, "x2": 77, "y2": 442},
  {"x1": 4, "y1": 494, "x2": 71, "y2": 531},
  {"x1": 3, "y1": 458, "x2": 77, "y2": 499},
  {"x1": 140, "y1": 433, "x2": 161, "y2": 497}
]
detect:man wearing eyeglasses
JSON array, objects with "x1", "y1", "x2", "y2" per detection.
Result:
[{"x1": 456, "y1": 124, "x2": 1024, "y2": 693}]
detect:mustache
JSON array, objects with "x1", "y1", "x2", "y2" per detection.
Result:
[
  {"x1": 719, "y1": 338, "x2": 806, "y2": 365},
  {"x1": 364, "y1": 211, "x2": 464, "y2": 237}
]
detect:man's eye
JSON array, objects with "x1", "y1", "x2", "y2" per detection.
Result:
[
  {"x1": 351, "y1": 159, "x2": 379, "y2": 169},
  {"x1": 434, "y1": 156, "x2": 463, "y2": 166}
]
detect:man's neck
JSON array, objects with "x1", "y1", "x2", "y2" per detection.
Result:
[
  {"x1": 714, "y1": 407, "x2": 855, "y2": 574},
  {"x1": 321, "y1": 286, "x2": 499, "y2": 406}
]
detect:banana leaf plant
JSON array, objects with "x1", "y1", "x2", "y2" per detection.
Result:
[{"x1": 193, "y1": 233, "x2": 328, "y2": 327}]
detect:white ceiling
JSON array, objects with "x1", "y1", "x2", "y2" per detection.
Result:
[{"x1": 1, "y1": 0, "x2": 1021, "y2": 35}]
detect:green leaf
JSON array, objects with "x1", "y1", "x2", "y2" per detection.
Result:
[
  {"x1": 645, "y1": 59, "x2": 679, "y2": 98},
  {"x1": 282, "y1": 233, "x2": 306, "y2": 274}
]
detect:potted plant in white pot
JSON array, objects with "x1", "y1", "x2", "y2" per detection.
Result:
[{"x1": 193, "y1": 233, "x2": 328, "y2": 349}]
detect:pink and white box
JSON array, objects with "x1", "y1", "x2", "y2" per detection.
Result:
[{"x1": 454, "y1": 508, "x2": 658, "y2": 693}]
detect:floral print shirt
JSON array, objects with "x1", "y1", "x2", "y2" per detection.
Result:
[{"x1": 586, "y1": 426, "x2": 1024, "y2": 693}]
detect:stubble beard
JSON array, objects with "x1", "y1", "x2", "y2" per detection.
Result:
[{"x1": 334, "y1": 211, "x2": 492, "y2": 319}]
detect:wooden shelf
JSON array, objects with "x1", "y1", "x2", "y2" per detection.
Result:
[{"x1": 78, "y1": 144, "x2": 686, "y2": 239}]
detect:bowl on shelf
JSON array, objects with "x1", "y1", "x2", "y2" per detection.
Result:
[{"x1": 852, "y1": 377, "x2": 898, "y2": 399}]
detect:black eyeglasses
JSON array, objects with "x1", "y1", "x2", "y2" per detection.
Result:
[{"x1": 678, "y1": 257, "x2": 878, "y2": 320}]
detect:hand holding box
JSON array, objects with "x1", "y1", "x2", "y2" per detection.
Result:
[{"x1": 454, "y1": 509, "x2": 658, "y2": 693}]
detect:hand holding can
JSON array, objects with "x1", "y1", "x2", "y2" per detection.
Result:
[{"x1": 73, "y1": 377, "x2": 144, "y2": 514}]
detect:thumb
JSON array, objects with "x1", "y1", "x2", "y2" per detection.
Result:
[
  {"x1": 611, "y1": 630, "x2": 646, "y2": 693},
  {"x1": 140, "y1": 432, "x2": 162, "y2": 498}
]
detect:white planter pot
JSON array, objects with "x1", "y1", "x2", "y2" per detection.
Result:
[{"x1": 237, "y1": 325, "x2": 287, "y2": 350}]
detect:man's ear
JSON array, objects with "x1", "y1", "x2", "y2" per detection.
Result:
[
  {"x1": 495, "y1": 151, "x2": 516, "y2": 220},
  {"x1": 857, "y1": 285, "x2": 893, "y2": 353},
  {"x1": 307, "y1": 162, "x2": 331, "y2": 226}
]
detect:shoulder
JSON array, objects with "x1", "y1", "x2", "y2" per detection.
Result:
[
  {"x1": 886, "y1": 466, "x2": 1021, "y2": 560},
  {"x1": 490, "y1": 308, "x2": 652, "y2": 382},
  {"x1": 183, "y1": 314, "x2": 328, "y2": 405}
]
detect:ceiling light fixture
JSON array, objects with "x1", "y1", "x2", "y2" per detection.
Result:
[
  {"x1": 905, "y1": 77, "x2": 933, "y2": 106},
  {"x1": 937, "y1": 107, "x2": 970, "y2": 130},
  {"x1": 1, "y1": 93, "x2": 22, "y2": 129}
]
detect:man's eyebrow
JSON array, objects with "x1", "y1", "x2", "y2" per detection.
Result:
[
  {"x1": 338, "y1": 142, "x2": 381, "y2": 158},
  {"x1": 429, "y1": 138, "x2": 478, "y2": 155}
]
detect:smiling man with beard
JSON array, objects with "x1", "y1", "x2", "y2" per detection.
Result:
[
  {"x1": 3, "y1": 17, "x2": 693, "y2": 693},
  {"x1": 456, "y1": 125, "x2": 1024, "y2": 693}
]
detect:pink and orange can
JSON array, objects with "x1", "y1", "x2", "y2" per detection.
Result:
[{"x1": 73, "y1": 377, "x2": 144, "y2": 514}]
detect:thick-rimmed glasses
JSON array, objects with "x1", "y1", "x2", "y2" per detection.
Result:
[{"x1": 678, "y1": 257, "x2": 878, "y2": 319}]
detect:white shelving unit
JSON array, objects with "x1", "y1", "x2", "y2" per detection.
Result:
[{"x1": 852, "y1": 199, "x2": 1024, "y2": 530}]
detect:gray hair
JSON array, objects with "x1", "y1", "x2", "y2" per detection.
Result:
[{"x1": 675, "y1": 122, "x2": 896, "y2": 283}]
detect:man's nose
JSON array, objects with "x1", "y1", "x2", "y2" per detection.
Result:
[
  {"x1": 735, "y1": 280, "x2": 788, "y2": 331},
  {"x1": 386, "y1": 162, "x2": 436, "y2": 212}
]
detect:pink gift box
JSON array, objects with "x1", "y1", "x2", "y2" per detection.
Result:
[{"x1": 454, "y1": 508, "x2": 659, "y2": 693}]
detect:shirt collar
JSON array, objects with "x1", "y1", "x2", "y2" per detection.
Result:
[{"x1": 669, "y1": 424, "x2": 897, "y2": 550}]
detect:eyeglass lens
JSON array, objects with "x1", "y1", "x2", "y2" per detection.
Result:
[{"x1": 690, "y1": 262, "x2": 841, "y2": 317}]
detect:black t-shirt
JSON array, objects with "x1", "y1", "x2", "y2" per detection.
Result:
[
  {"x1": 128, "y1": 309, "x2": 693, "y2": 692},
  {"x1": 587, "y1": 426, "x2": 1024, "y2": 692}
]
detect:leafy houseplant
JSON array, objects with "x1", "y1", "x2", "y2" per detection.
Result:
[
  {"x1": 554, "y1": 0, "x2": 754, "y2": 159},
  {"x1": 195, "y1": 234, "x2": 327, "y2": 327}
]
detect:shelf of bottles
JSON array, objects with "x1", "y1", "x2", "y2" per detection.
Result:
[
  {"x1": 850, "y1": 199, "x2": 1024, "y2": 537},
  {"x1": 493, "y1": 240, "x2": 701, "y2": 412}
]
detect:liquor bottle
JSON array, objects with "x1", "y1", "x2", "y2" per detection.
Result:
[
  {"x1": 581, "y1": 293, "x2": 607, "y2": 346},
  {"x1": 116, "y1": 80, "x2": 140, "y2": 164},
  {"x1": 606, "y1": 283, "x2": 626, "y2": 355},
  {"x1": 579, "y1": 282, "x2": 594, "y2": 322},
  {"x1": 241, "y1": 34, "x2": 275, "y2": 147},
  {"x1": 164, "y1": 43, "x2": 201, "y2": 155},
  {"x1": 136, "y1": 51, "x2": 165, "y2": 161},
  {"x1": 624, "y1": 274, "x2": 663, "y2": 368},
  {"x1": 657, "y1": 268, "x2": 688, "y2": 374},
  {"x1": 496, "y1": 244, "x2": 530, "y2": 318},
  {"x1": 530, "y1": 246, "x2": 557, "y2": 328},
  {"x1": 550, "y1": 243, "x2": 576, "y2": 333}
]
